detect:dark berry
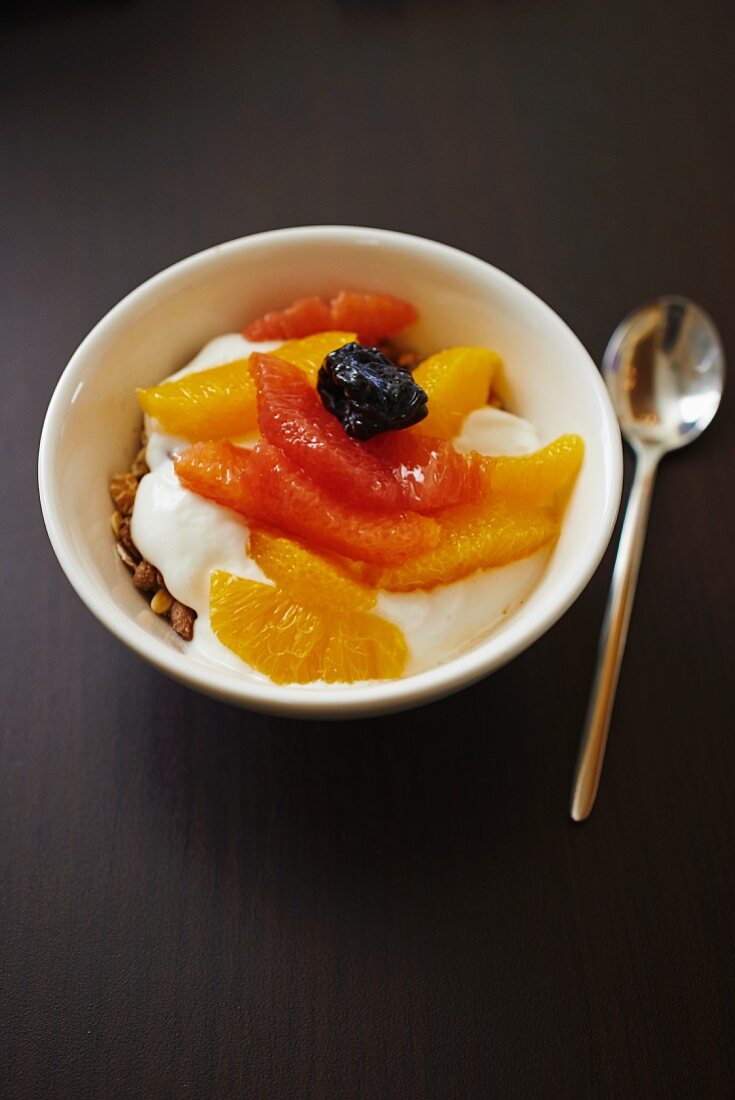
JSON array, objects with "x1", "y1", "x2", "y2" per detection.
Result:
[{"x1": 317, "y1": 343, "x2": 428, "y2": 440}]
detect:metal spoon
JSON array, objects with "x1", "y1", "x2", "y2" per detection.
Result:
[{"x1": 570, "y1": 296, "x2": 725, "y2": 822}]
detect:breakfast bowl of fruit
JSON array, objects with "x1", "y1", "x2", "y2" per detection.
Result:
[{"x1": 39, "y1": 226, "x2": 622, "y2": 718}]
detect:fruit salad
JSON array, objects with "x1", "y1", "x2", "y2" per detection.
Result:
[{"x1": 108, "y1": 290, "x2": 584, "y2": 685}]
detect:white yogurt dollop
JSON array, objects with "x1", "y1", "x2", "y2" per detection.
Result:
[{"x1": 132, "y1": 336, "x2": 546, "y2": 681}]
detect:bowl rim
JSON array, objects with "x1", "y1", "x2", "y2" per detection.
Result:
[{"x1": 39, "y1": 224, "x2": 622, "y2": 718}]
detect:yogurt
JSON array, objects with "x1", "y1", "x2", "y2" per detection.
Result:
[{"x1": 131, "y1": 336, "x2": 547, "y2": 681}]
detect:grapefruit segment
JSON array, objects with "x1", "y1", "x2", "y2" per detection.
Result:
[
  {"x1": 174, "y1": 439, "x2": 440, "y2": 565},
  {"x1": 329, "y1": 291, "x2": 418, "y2": 345},
  {"x1": 136, "y1": 359, "x2": 257, "y2": 439},
  {"x1": 250, "y1": 354, "x2": 406, "y2": 510},
  {"x1": 243, "y1": 296, "x2": 332, "y2": 341},
  {"x1": 250, "y1": 353, "x2": 482, "y2": 511},
  {"x1": 365, "y1": 432, "x2": 483, "y2": 510},
  {"x1": 243, "y1": 291, "x2": 418, "y2": 344}
]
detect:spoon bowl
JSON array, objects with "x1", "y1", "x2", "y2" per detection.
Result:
[
  {"x1": 571, "y1": 295, "x2": 725, "y2": 821},
  {"x1": 603, "y1": 296, "x2": 724, "y2": 454}
]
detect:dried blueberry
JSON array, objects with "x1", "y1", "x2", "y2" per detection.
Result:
[{"x1": 317, "y1": 343, "x2": 428, "y2": 440}]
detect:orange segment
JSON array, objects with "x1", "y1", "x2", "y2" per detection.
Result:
[
  {"x1": 209, "y1": 570, "x2": 407, "y2": 684},
  {"x1": 412, "y1": 347, "x2": 502, "y2": 439},
  {"x1": 272, "y1": 331, "x2": 356, "y2": 384},
  {"x1": 248, "y1": 529, "x2": 376, "y2": 612},
  {"x1": 364, "y1": 496, "x2": 559, "y2": 591},
  {"x1": 137, "y1": 359, "x2": 256, "y2": 440},
  {"x1": 136, "y1": 334, "x2": 355, "y2": 440},
  {"x1": 480, "y1": 434, "x2": 584, "y2": 510}
]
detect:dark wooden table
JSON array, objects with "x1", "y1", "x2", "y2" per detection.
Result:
[{"x1": 3, "y1": 1, "x2": 734, "y2": 1096}]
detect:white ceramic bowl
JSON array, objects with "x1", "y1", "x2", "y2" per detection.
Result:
[{"x1": 39, "y1": 226, "x2": 622, "y2": 718}]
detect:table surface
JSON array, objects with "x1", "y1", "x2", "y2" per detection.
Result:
[{"x1": 3, "y1": 1, "x2": 735, "y2": 1096}]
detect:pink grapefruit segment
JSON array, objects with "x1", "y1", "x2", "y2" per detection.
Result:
[
  {"x1": 249, "y1": 353, "x2": 482, "y2": 512},
  {"x1": 250, "y1": 354, "x2": 405, "y2": 510},
  {"x1": 366, "y1": 432, "x2": 482, "y2": 511},
  {"x1": 243, "y1": 291, "x2": 418, "y2": 344},
  {"x1": 243, "y1": 296, "x2": 332, "y2": 342},
  {"x1": 329, "y1": 291, "x2": 418, "y2": 345},
  {"x1": 174, "y1": 440, "x2": 440, "y2": 566}
]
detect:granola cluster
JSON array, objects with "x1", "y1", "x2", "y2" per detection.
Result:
[{"x1": 109, "y1": 443, "x2": 196, "y2": 641}]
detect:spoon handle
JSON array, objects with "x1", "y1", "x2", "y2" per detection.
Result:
[{"x1": 570, "y1": 449, "x2": 659, "y2": 821}]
